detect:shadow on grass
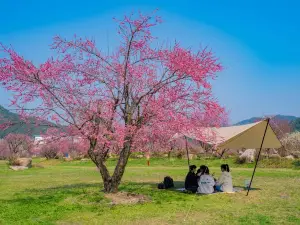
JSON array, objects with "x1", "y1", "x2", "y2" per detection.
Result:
[
  {"x1": 3, "y1": 180, "x2": 261, "y2": 206},
  {"x1": 119, "y1": 181, "x2": 262, "y2": 194},
  {"x1": 1, "y1": 183, "x2": 103, "y2": 207},
  {"x1": 0, "y1": 179, "x2": 264, "y2": 224},
  {"x1": 24, "y1": 182, "x2": 100, "y2": 192},
  {"x1": 0, "y1": 182, "x2": 118, "y2": 223},
  {"x1": 0, "y1": 180, "x2": 181, "y2": 223},
  {"x1": 0, "y1": 183, "x2": 105, "y2": 224},
  {"x1": 1, "y1": 179, "x2": 224, "y2": 224},
  {"x1": 1, "y1": 180, "x2": 262, "y2": 216},
  {"x1": 233, "y1": 185, "x2": 261, "y2": 191},
  {"x1": 2, "y1": 181, "x2": 159, "y2": 206}
]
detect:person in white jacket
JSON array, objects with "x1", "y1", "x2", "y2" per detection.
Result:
[
  {"x1": 216, "y1": 164, "x2": 233, "y2": 192},
  {"x1": 197, "y1": 166, "x2": 215, "y2": 194}
]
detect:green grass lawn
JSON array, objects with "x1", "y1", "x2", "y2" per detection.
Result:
[{"x1": 0, "y1": 158, "x2": 299, "y2": 225}]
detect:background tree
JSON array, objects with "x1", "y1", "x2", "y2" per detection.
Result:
[
  {"x1": 0, "y1": 139, "x2": 9, "y2": 160},
  {"x1": 37, "y1": 142, "x2": 61, "y2": 159},
  {"x1": 280, "y1": 132, "x2": 300, "y2": 158},
  {"x1": 270, "y1": 118, "x2": 292, "y2": 139},
  {"x1": 291, "y1": 118, "x2": 300, "y2": 132},
  {"x1": 252, "y1": 117, "x2": 292, "y2": 157},
  {"x1": 0, "y1": 11, "x2": 227, "y2": 192},
  {"x1": 67, "y1": 138, "x2": 89, "y2": 159},
  {"x1": 4, "y1": 134, "x2": 33, "y2": 160},
  {"x1": 34, "y1": 136, "x2": 88, "y2": 159}
]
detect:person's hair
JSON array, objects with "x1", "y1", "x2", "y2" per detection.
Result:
[
  {"x1": 221, "y1": 164, "x2": 230, "y2": 172},
  {"x1": 197, "y1": 165, "x2": 204, "y2": 174},
  {"x1": 189, "y1": 165, "x2": 196, "y2": 171},
  {"x1": 199, "y1": 165, "x2": 209, "y2": 175}
]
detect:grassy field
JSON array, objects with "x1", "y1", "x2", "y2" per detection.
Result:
[{"x1": 0, "y1": 158, "x2": 299, "y2": 225}]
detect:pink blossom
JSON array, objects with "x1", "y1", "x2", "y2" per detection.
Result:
[{"x1": 0, "y1": 11, "x2": 227, "y2": 191}]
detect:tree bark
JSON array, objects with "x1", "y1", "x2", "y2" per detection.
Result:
[
  {"x1": 88, "y1": 139, "x2": 112, "y2": 192},
  {"x1": 88, "y1": 137, "x2": 132, "y2": 193},
  {"x1": 110, "y1": 139, "x2": 132, "y2": 192},
  {"x1": 168, "y1": 151, "x2": 171, "y2": 160},
  {"x1": 218, "y1": 149, "x2": 227, "y2": 159}
]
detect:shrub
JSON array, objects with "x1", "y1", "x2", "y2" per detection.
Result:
[
  {"x1": 234, "y1": 156, "x2": 247, "y2": 164},
  {"x1": 280, "y1": 132, "x2": 300, "y2": 157},
  {"x1": 130, "y1": 152, "x2": 144, "y2": 159},
  {"x1": 8, "y1": 155, "x2": 19, "y2": 165},
  {"x1": 151, "y1": 151, "x2": 165, "y2": 158},
  {"x1": 39, "y1": 144, "x2": 60, "y2": 159},
  {"x1": 258, "y1": 158, "x2": 294, "y2": 168},
  {"x1": 176, "y1": 151, "x2": 184, "y2": 159},
  {"x1": 4, "y1": 134, "x2": 33, "y2": 159},
  {"x1": 68, "y1": 146, "x2": 84, "y2": 160},
  {"x1": 293, "y1": 160, "x2": 300, "y2": 169}
]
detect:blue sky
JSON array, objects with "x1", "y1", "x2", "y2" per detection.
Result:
[{"x1": 0, "y1": 0, "x2": 299, "y2": 123}]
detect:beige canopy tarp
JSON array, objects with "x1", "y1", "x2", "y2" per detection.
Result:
[
  {"x1": 174, "y1": 119, "x2": 282, "y2": 151},
  {"x1": 205, "y1": 119, "x2": 282, "y2": 150}
]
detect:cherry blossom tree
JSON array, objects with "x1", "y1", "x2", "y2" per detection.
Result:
[
  {"x1": 0, "y1": 139, "x2": 9, "y2": 160},
  {"x1": 270, "y1": 118, "x2": 292, "y2": 139},
  {"x1": 254, "y1": 117, "x2": 292, "y2": 139},
  {"x1": 4, "y1": 133, "x2": 33, "y2": 160},
  {"x1": 38, "y1": 142, "x2": 61, "y2": 159},
  {"x1": 34, "y1": 136, "x2": 88, "y2": 159},
  {"x1": 67, "y1": 137, "x2": 89, "y2": 159},
  {"x1": 0, "y1": 11, "x2": 227, "y2": 192}
]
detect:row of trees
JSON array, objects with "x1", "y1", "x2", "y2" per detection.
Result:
[
  {"x1": 0, "y1": 133, "x2": 87, "y2": 161},
  {"x1": 1, "y1": 128, "x2": 299, "y2": 163},
  {"x1": 0, "y1": 117, "x2": 297, "y2": 160}
]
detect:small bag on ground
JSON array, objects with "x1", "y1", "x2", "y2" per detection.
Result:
[
  {"x1": 157, "y1": 176, "x2": 174, "y2": 189},
  {"x1": 157, "y1": 182, "x2": 165, "y2": 189},
  {"x1": 163, "y1": 176, "x2": 174, "y2": 189}
]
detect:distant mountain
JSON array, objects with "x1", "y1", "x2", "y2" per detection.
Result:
[
  {"x1": 0, "y1": 105, "x2": 58, "y2": 138},
  {"x1": 2, "y1": 104, "x2": 299, "y2": 138},
  {"x1": 235, "y1": 115, "x2": 299, "y2": 126}
]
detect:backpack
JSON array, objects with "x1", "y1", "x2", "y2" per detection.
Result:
[
  {"x1": 157, "y1": 182, "x2": 165, "y2": 189},
  {"x1": 163, "y1": 176, "x2": 174, "y2": 189}
]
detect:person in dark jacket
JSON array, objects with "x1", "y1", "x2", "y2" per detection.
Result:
[{"x1": 185, "y1": 165, "x2": 198, "y2": 193}]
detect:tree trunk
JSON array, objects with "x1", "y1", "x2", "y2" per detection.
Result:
[
  {"x1": 88, "y1": 138, "x2": 132, "y2": 193},
  {"x1": 99, "y1": 141, "x2": 131, "y2": 193},
  {"x1": 88, "y1": 139, "x2": 113, "y2": 192},
  {"x1": 218, "y1": 149, "x2": 227, "y2": 159},
  {"x1": 110, "y1": 140, "x2": 132, "y2": 192}
]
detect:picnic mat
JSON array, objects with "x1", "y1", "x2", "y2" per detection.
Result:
[{"x1": 175, "y1": 187, "x2": 244, "y2": 194}]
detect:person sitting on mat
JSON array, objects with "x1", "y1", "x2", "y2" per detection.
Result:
[
  {"x1": 184, "y1": 165, "x2": 198, "y2": 193},
  {"x1": 196, "y1": 165, "x2": 206, "y2": 181},
  {"x1": 215, "y1": 164, "x2": 233, "y2": 192},
  {"x1": 197, "y1": 165, "x2": 215, "y2": 194}
]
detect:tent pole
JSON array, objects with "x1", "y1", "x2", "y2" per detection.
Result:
[
  {"x1": 246, "y1": 118, "x2": 270, "y2": 196},
  {"x1": 185, "y1": 136, "x2": 190, "y2": 167}
]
